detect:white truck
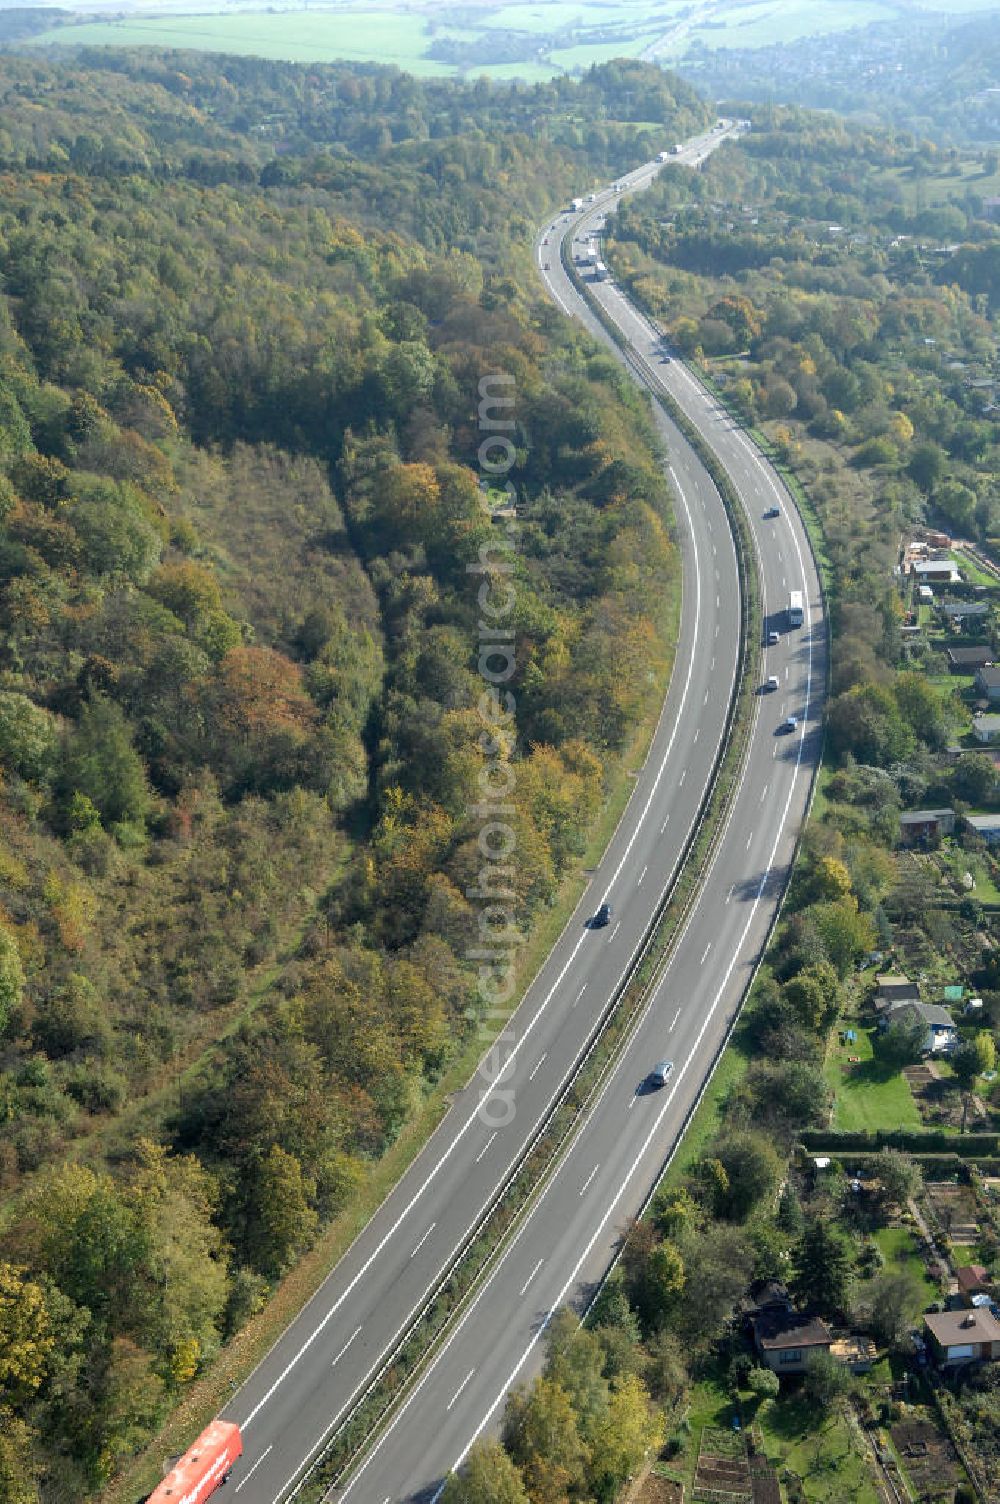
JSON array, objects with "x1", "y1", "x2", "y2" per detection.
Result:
[
  {"x1": 571, "y1": 196, "x2": 584, "y2": 212},
  {"x1": 787, "y1": 590, "x2": 804, "y2": 628}
]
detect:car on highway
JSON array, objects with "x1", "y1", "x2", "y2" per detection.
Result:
[
  {"x1": 767, "y1": 630, "x2": 780, "y2": 646},
  {"x1": 593, "y1": 901, "x2": 612, "y2": 928},
  {"x1": 779, "y1": 715, "x2": 798, "y2": 734},
  {"x1": 661, "y1": 354, "x2": 671, "y2": 363},
  {"x1": 543, "y1": 262, "x2": 550, "y2": 270},
  {"x1": 543, "y1": 236, "x2": 548, "y2": 244},
  {"x1": 763, "y1": 675, "x2": 779, "y2": 692},
  {"x1": 764, "y1": 505, "x2": 781, "y2": 518},
  {"x1": 648, "y1": 1060, "x2": 674, "y2": 1088}
]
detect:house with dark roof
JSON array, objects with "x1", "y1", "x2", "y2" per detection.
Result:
[
  {"x1": 874, "y1": 974, "x2": 920, "y2": 1012},
  {"x1": 898, "y1": 809, "x2": 955, "y2": 845},
  {"x1": 753, "y1": 1308, "x2": 833, "y2": 1374},
  {"x1": 965, "y1": 812, "x2": 1000, "y2": 845},
  {"x1": 948, "y1": 646, "x2": 994, "y2": 673},
  {"x1": 975, "y1": 667, "x2": 1000, "y2": 705},
  {"x1": 941, "y1": 600, "x2": 989, "y2": 625},
  {"x1": 924, "y1": 1308, "x2": 1000, "y2": 1367}
]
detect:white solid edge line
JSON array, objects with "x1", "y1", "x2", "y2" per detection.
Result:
[
  {"x1": 255, "y1": 133, "x2": 742, "y2": 1502},
  {"x1": 340, "y1": 214, "x2": 816, "y2": 1504},
  {"x1": 438, "y1": 557, "x2": 815, "y2": 1497}
]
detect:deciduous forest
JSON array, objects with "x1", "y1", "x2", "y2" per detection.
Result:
[{"x1": 0, "y1": 53, "x2": 710, "y2": 1500}]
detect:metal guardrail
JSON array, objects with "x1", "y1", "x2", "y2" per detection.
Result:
[{"x1": 292, "y1": 202, "x2": 765, "y2": 1503}]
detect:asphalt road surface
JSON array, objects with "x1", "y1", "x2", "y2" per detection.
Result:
[{"x1": 222, "y1": 122, "x2": 825, "y2": 1504}]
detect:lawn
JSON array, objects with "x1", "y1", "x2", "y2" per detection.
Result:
[
  {"x1": 756, "y1": 1392, "x2": 881, "y2": 1504},
  {"x1": 952, "y1": 550, "x2": 998, "y2": 589},
  {"x1": 873, "y1": 1226, "x2": 941, "y2": 1312},
  {"x1": 825, "y1": 1022, "x2": 922, "y2": 1133},
  {"x1": 653, "y1": 1041, "x2": 750, "y2": 1198}
]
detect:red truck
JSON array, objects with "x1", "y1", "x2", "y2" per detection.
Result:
[{"x1": 146, "y1": 1421, "x2": 242, "y2": 1504}]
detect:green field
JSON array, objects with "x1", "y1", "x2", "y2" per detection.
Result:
[
  {"x1": 25, "y1": 0, "x2": 989, "y2": 74},
  {"x1": 825, "y1": 1022, "x2": 923, "y2": 1133},
  {"x1": 30, "y1": 10, "x2": 456, "y2": 69}
]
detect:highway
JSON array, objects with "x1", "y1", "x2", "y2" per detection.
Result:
[{"x1": 221, "y1": 123, "x2": 825, "y2": 1504}]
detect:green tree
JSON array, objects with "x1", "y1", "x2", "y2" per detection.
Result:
[
  {"x1": 0, "y1": 929, "x2": 25, "y2": 1040},
  {"x1": 503, "y1": 1376, "x2": 588, "y2": 1502},
  {"x1": 545, "y1": 1313, "x2": 610, "y2": 1441},
  {"x1": 857, "y1": 1270, "x2": 923, "y2": 1349},
  {"x1": 793, "y1": 1218, "x2": 852, "y2": 1317},
  {"x1": 873, "y1": 1014, "x2": 925, "y2": 1069},
  {"x1": 0, "y1": 691, "x2": 60, "y2": 784},
  {"x1": 803, "y1": 1349, "x2": 852, "y2": 1406},
  {"x1": 441, "y1": 1442, "x2": 529, "y2": 1504},
  {"x1": 0, "y1": 1264, "x2": 55, "y2": 1402},
  {"x1": 811, "y1": 899, "x2": 876, "y2": 979},
  {"x1": 952, "y1": 753, "x2": 997, "y2": 805},
  {"x1": 746, "y1": 1366, "x2": 780, "y2": 1399},
  {"x1": 0, "y1": 1409, "x2": 41, "y2": 1504},
  {"x1": 587, "y1": 1373, "x2": 662, "y2": 1501},
  {"x1": 951, "y1": 1031, "x2": 996, "y2": 1090},
  {"x1": 246, "y1": 1145, "x2": 318, "y2": 1277},
  {"x1": 59, "y1": 695, "x2": 150, "y2": 829},
  {"x1": 714, "y1": 1132, "x2": 784, "y2": 1220},
  {"x1": 784, "y1": 960, "x2": 842, "y2": 1031},
  {"x1": 872, "y1": 1148, "x2": 922, "y2": 1213},
  {"x1": 907, "y1": 442, "x2": 945, "y2": 492}
]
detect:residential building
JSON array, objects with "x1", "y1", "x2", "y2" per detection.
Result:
[
  {"x1": 881, "y1": 1001, "x2": 958, "y2": 1054},
  {"x1": 972, "y1": 713, "x2": 1000, "y2": 744},
  {"x1": 964, "y1": 812, "x2": 1000, "y2": 845},
  {"x1": 875, "y1": 974, "x2": 920, "y2": 1011},
  {"x1": 941, "y1": 601, "x2": 990, "y2": 624},
  {"x1": 898, "y1": 808, "x2": 955, "y2": 845},
  {"x1": 753, "y1": 1308, "x2": 833, "y2": 1374},
  {"x1": 947, "y1": 646, "x2": 994, "y2": 673},
  {"x1": 912, "y1": 559, "x2": 961, "y2": 584},
  {"x1": 924, "y1": 1308, "x2": 1000, "y2": 1367},
  {"x1": 975, "y1": 667, "x2": 1000, "y2": 704}
]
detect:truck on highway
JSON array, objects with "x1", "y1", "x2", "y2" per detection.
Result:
[
  {"x1": 146, "y1": 1421, "x2": 242, "y2": 1504},
  {"x1": 656, "y1": 149, "x2": 670, "y2": 163},
  {"x1": 787, "y1": 589, "x2": 804, "y2": 628},
  {"x1": 570, "y1": 196, "x2": 584, "y2": 212},
  {"x1": 593, "y1": 260, "x2": 608, "y2": 281}
]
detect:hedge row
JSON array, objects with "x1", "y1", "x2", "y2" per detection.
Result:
[{"x1": 801, "y1": 1129, "x2": 1000, "y2": 1157}]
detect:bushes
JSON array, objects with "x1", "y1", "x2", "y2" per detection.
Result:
[{"x1": 800, "y1": 1129, "x2": 1000, "y2": 1156}]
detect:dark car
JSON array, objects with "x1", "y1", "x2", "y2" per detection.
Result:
[
  {"x1": 764, "y1": 506, "x2": 781, "y2": 519},
  {"x1": 593, "y1": 902, "x2": 612, "y2": 928},
  {"x1": 649, "y1": 1060, "x2": 674, "y2": 1088},
  {"x1": 779, "y1": 715, "x2": 798, "y2": 734}
]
